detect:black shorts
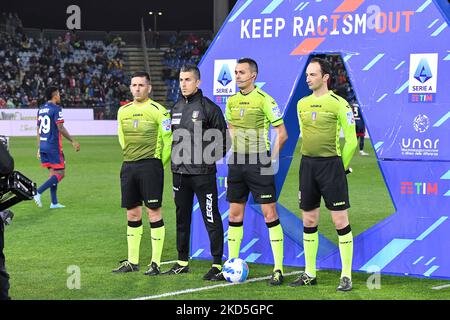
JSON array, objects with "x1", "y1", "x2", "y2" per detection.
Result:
[
  {"x1": 299, "y1": 156, "x2": 350, "y2": 211},
  {"x1": 356, "y1": 121, "x2": 365, "y2": 137},
  {"x1": 226, "y1": 153, "x2": 276, "y2": 204},
  {"x1": 120, "y1": 158, "x2": 163, "y2": 209}
]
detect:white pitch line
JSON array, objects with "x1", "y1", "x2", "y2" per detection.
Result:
[
  {"x1": 432, "y1": 283, "x2": 450, "y2": 290},
  {"x1": 160, "y1": 260, "x2": 178, "y2": 266},
  {"x1": 131, "y1": 271, "x2": 302, "y2": 300}
]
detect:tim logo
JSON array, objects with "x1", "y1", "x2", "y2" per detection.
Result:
[
  {"x1": 408, "y1": 53, "x2": 438, "y2": 103},
  {"x1": 215, "y1": 96, "x2": 229, "y2": 105},
  {"x1": 400, "y1": 182, "x2": 438, "y2": 195},
  {"x1": 214, "y1": 59, "x2": 237, "y2": 96},
  {"x1": 217, "y1": 176, "x2": 227, "y2": 188}
]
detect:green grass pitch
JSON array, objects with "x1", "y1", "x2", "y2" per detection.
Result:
[{"x1": 3, "y1": 136, "x2": 449, "y2": 300}]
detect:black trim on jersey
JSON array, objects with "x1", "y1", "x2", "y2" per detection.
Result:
[
  {"x1": 272, "y1": 117, "x2": 283, "y2": 125},
  {"x1": 239, "y1": 89, "x2": 253, "y2": 96},
  {"x1": 257, "y1": 90, "x2": 266, "y2": 98},
  {"x1": 150, "y1": 102, "x2": 160, "y2": 110},
  {"x1": 121, "y1": 102, "x2": 133, "y2": 108},
  {"x1": 330, "y1": 94, "x2": 340, "y2": 102}
]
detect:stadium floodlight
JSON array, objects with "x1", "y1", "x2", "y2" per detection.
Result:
[{"x1": 148, "y1": 11, "x2": 163, "y2": 31}]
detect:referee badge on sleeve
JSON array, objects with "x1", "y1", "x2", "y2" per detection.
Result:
[
  {"x1": 346, "y1": 111, "x2": 355, "y2": 125},
  {"x1": 272, "y1": 106, "x2": 282, "y2": 118},
  {"x1": 162, "y1": 118, "x2": 171, "y2": 131}
]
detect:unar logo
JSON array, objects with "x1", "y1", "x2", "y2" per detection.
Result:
[
  {"x1": 401, "y1": 138, "x2": 439, "y2": 150},
  {"x1": 413, "y1": 114, "x2": 429, "y2": 133},
  {"x1": 400, "y1": 114, "x2": 438, "y2": 156}
]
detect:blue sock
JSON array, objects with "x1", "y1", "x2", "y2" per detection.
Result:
[
  {"x1": 50, "y1": 184, "x2": 58, "y2": 204},
  {"x1": 37, "y1": 175, "x2": 59, "y2": 195}
]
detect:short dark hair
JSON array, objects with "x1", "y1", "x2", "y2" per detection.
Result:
[
  {"x1": 180, "y1": 64, "x2": 201, "y2": 80},
  {"x1": 131, "y1": 71, "x2": 151, "y2": 83},
  {"x1": 309, "y1": 57, "x2": 332, "y2": 78},
  {"x1": 237, "y1": 58, "x2": 258, "y2": 74},
  {"x1": 45, "y1": 86, "x2": 59, "y2": 101}
]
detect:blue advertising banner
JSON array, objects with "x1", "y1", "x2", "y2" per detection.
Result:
[{"x1": 190, "y1": 0, "x2": 450, "y2": 279}]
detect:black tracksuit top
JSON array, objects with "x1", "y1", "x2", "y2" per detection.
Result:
[{"x1": 170, "y1": 89, "x2": 230, "y2": 175}]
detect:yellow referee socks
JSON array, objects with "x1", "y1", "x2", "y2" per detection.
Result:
[
  {"x1": 127, "y1": 221, "x2": 143, "y2": 265},
  {"x1": 303, "y1": 226, "x2": 319, "y2": 278},
  {"x1": 267, "y1": 219, "x2": 284, "y2": 274},
  {"x1": 150, "y1": 220, "x2": 165, "y2": 266},
  {"x1": 337, "y1": 225, "x2": 353, "y2": 279},
  {"x1": 227, "y1": 221, "x2": 243, "y2": 259}
]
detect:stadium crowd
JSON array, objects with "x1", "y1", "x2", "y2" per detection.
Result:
[
  {"x1": 162, "y1": 33, "x2": 212, "y2": 105},
  {"x1": 325, "y1": 54, "x2": 356, "y2": 105},
  {"x1": 0, "y1": 13, "x2": 129, "y2": 119},
  {"x1": 0, "y1": 13, "x2": 356, "y2": 118}
]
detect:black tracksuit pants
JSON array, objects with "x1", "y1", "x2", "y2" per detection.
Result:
[
  {"x1": 173, "y1": 173, "x2": 223, "y2": 265},
  {"x1": 0, "y1": 221, "x2": 10, "y2": 300}
]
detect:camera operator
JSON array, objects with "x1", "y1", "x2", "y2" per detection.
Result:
[{"x1": 0, "y1": 139, "x2": 14, "y2": 300}]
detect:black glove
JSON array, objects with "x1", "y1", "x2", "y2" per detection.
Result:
[{"x1": 0, "y1": 210, "x2": 14, "y2": 225}]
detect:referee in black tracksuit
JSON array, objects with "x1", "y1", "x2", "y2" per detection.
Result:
[
  {"x1": 0, "y1": 139, "x2": 14, "y2": 300},
  {"x1": 164, "y1": 64, "x2": 230, "y2": 280}
]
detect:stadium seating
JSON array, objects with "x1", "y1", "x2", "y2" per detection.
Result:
[
  {"x1": 162, "y1": 32, "x2": 212, "y2": 106},
  {"x1": 0, "y1": 14, "x2": 128, "y2": 120},
  {"x1": 1, "y1": 13, "x2": 354, "y2": 116}
]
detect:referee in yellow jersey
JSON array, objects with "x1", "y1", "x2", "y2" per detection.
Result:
[
  {"x1": 289, "y1": 57, "x2": 357, "y2": 291},
  {"x1": 113, "y1": 71, "x2": 172, "y2": 276},
  {"x1": 225, "y1": 58, "x2": 288, "y2": 286}
]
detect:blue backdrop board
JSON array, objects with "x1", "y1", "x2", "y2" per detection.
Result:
[{"x1": 189, "y1": 0, "x2": 450, "y2": 279}]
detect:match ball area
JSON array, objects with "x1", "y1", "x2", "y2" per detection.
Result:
[{"x1": 223, "y1": 258, "x2": 249, "y2": 283}]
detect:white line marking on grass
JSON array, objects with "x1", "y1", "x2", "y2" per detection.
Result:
[
  {"x1": 432, "y1": 284, "x2": 450, "y2": 290},
  {"x1": 160, "y1": 260, "x2": 178, "y2": 265},
  {"x1": 131, "y1": 271, "x2": 302, "y2": 300}
]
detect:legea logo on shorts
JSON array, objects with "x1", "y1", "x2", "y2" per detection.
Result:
[
  {"x1": 408, "y1": 54, "x2": 438, "y2": 103},
  {"x1": 214, "y1": 59, "x2": 237, "y2": 96}
]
